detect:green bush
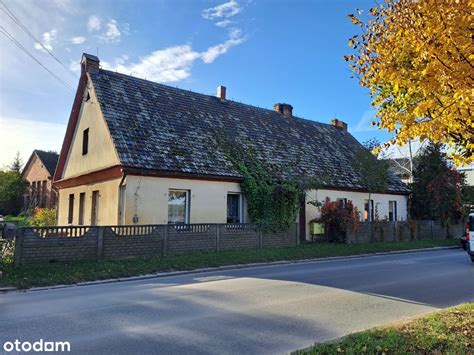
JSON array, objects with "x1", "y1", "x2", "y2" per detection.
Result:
[{"x1": 30, "y1": 208, "x2": 56, "y2": 226}]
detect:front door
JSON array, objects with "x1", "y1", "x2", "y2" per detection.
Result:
[{"x1": 91, "y1": 190, "x2": 99, "y2": 226}]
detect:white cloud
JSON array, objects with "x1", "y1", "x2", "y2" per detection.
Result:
[
  {"x1": 107, "y1": 46, "x2": 200, "y2": 82},
  {"x1": 215, "y1": 20, "x2": 233, "y2": 27},
  {"x1": 0, "y1": 116, "x2": 65, "y2": 170},
  {"x1": 87, "y1": 15, "x2": 101, "y2": 32},
  {"x1": 99, "y1": 19, "x2": 121, "y2": 43},
  {"x1": 34, "y1": 29, "x2": 57, "y2": 52},
  {"x1": 202, "y1": 1, "x2": 241, "y2": 20},
  {"x1": 201, "y1": 28, "x2": 245, "y2": 63},
  {"x1": 70, "y1": 36, "x2": 86, "y2": 44},
  {"x1": 104, "y1": 28, "x2": 245, "y2": 82},
  {"x1": 352, "y1": 109, "x2": 378, "y2": 133}
]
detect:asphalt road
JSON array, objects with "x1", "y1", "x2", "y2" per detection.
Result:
[{"x1": 1, "y1": 249, "x2": 473, "y2": 354}]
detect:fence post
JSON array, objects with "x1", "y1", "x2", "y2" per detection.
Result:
[
  {"x1": 97, "y1": 227, "x2": 104, "y2": 260},
  {"x1": 13, "y1": 228, "x2": 24, "y2": 268},
  {"x1": 430, "y1": 220, "x2": 434, "y2": 240},
  {"x1": 258, "y1": 228, "x2": 263, "y2": 249},
  {"x1": 163, "y1": 225, "x2": 169, "y2": 256},
  {"x1": 216, "y1": 224, "x2": 221, "y2": 252}
]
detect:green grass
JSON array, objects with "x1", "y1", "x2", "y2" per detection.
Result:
[
  {"x1": 297, "y1": 303, "x2": 474, "y2": 354},
  {"x1": 0, "y1": 239, "x2": 458, "y2": 289}
]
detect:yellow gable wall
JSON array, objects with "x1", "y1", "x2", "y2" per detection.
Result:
[
  {"x1": 122, "y1": 176, "x2": 246, "y2": 225},
  {"x1": 62, "y1": 80, "x2": 120, "y2": 179},
  {"x1": 57, "y1": 178, "x2": 121, "y2": 225}
]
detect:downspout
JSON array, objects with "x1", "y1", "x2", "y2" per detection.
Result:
[{"x1": 118, "y1": 171, "x2": 126, "y2": 225}]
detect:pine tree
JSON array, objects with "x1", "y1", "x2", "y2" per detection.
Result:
[
  {"x1": 9, "y1": 152, "x2": 23, "y2": 173},
  {"x1": 411, "y1": 143, "x2": 463, "y2": 223}
]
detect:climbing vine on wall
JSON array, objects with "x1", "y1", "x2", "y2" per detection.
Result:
[{"x1": 214, "y1": 132, "x2": 324, "y2": 231}]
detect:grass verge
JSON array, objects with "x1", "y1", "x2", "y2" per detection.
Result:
[
  {"x1": 296, "y1": 303, "x2": 473, "y2": 354},
  {"x1": 0, "y1": 239, "x2": 458, "y2": 289}
]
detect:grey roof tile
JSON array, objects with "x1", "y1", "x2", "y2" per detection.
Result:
[{"x1": 90, "y1": 69, "x2": 410, "y2": 194}]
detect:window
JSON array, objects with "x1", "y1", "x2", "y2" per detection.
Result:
[
  {"x1": 78, "y1": 193, "x2": 85, "y2": 225},
  {"x1": 82, "y1": 128, "x2": 89, "y2": 155},
  {"x1": 91, "y1": 190, "x2": 99, "y2": 226},
  {"x1": 364, "y1": 199, "x2": 374, "y2": 221},
  {"x1": 389, "y1": 201, "x2": 397, "y2": 221},
  {"x1": 227, "y1": 193, "x2": 243, "y2": 223},
  {"x1": 42, "y1": 180, "x2": 47, "y2": 207},
  {"x1": 68, "y1": 194, "x2": 74, "y2": 224},
  {"x1": 168, "y1": 189, "x2": 190, "y2": 224},
  {"x1": 337, "y1": 198, "x2": 347, "y2": 208}
]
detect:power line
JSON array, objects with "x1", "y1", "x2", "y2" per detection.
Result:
[
  {"x1": 0, "y1": 0, "x2": 76, "y2": 78},
  {"x1": 0, "y1": 26, "x2": 74, "y2": 91}
]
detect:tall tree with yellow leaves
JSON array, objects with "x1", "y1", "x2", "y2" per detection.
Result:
[{"x1": 346, "y1": 0, "x2": 473, "y2": 166}]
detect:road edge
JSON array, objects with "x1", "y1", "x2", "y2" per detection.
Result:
[{"x1": 0, "y1": 246, "x2": 460, "y2": 293}]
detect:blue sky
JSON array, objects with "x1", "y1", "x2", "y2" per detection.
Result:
[{"x1": 0, "y1": 0, "x2": 389, "y2": 169}]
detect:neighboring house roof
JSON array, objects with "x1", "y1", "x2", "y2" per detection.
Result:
[
  {"x1": 458, "y1": 163, "x2": 474, "y2": 172},
  {"x1": 22, "y1": 150, "x2": 59, "y2": 178},
  {"x1": 85, "y1": 68, "x2": 409, "y2": 194}
]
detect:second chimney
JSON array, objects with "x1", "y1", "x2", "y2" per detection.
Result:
[
  {"x1": 331, "y1": 118, "x2": 348, "y2": 132},
  {"x1": 274, "y1": 103, "x2": 293, "y2": 118},
  {"x1": 217, "y1": 85, "x2": 226, "y2": 100}
]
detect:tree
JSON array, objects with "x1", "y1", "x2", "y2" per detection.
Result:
[
  {"x1": 410, "y1": 143, "x2": 463, "y2": 224},
  {"x1": 346, "y1": 0, "x2": 473, "y2": 166},
  {"x1": 9, "y1": 151, "x2": 23, "y2": 173},
  {"x1": 0, "y1": 171, "x2": 26, "y2": 216},
  {"x1": 352, "y1": 139, "x2": 389, "y2": 219}
]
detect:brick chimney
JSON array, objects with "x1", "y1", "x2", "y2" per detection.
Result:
[
  {"x1": 274, "y1": 103, "x2": 293, "y2": 118},
  {"x1": 81, "y1": 53, "x2": 100, "y2": 73},
  {"x1": 217, "y1": 85, "x2": 226, "y2": 100},
  {"x1": 331, "y1": 118, "x2": 348, "y2": 132}
]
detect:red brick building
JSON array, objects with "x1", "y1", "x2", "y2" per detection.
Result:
[{"x1": 22, "y1": 150, "x2": 59, "y2": 209}]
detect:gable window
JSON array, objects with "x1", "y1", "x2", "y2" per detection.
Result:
[
  {"x1": 227, "y1": 193, "x2": 243, "y2": 223},
  {"x1": 82, "y1": 128, "x2": 89, "y2": 155},
  {"x1": 364, "y1": 199, "x2": 374, "y2": 221},
  {"x1": 168, "y1": 189, "x2": 190, "y2": 224},
  {"x1": 68, "y1": 194, "x2": 74, "y2": 224},
  {"x1": 78, "y1": 192, "x2": 85, "y2": 225},
  {"x1": 389, "y1": 201, "x2": 397, "y2": 221}
]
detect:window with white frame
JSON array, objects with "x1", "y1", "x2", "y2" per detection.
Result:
[
  {"x1": 227, "y1": 193, "x2": 243, "y2": 223},
  {"x1": 168, "y1": 189, "x2": 190, "y2": 224},
  {"x1": 389, "y1": 200, "x2": 397, "y2": 221},
  {"x1": 364, "y1": 199, "x2": 374, "y2": 221}
]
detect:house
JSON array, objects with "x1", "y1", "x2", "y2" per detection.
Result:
[
  {"x1": 458, "y1": 164, "x2": 474, "y2": 186},
  {"x1": 54, "y1": 53, "x2": 410, "y2": 240},
  {"x1": 22, "y1": 150, "x2": 59, "y2": 209}
]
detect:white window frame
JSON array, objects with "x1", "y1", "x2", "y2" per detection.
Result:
[
  {"x1": 227, "y1": 193, "x2": 243, "y2": 224},
  {"x1": 389, "y1": 200, "x2": 397, "y2": 221},
  {"x1": 168, "y1": 189, "x2": 190, "y2": 224},
  {"x1": 364, "y1": 199, "x2": 374, "y2": 222}
]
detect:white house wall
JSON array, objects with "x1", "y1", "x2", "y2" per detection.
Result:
[
  {"x1": 122, "y1": 176, "x2": 247, "y2": 225},
  {"x1": 305, "y1": 189, "x2": 409, "y2": 240}
]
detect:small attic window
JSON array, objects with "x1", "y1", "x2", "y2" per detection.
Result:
[
  {"x1": 85, "y1": 88, "x2": 91, "y2": 102},
  {"x1": 82, "y1": 128, "x2": 89, "y2": 155}
]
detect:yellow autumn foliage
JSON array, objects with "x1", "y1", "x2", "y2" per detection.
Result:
[{"x1": 347, "y1": 0, "x2": 473, "y2": 166}]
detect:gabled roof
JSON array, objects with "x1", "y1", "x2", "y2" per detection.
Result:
[
  {"x1": 22, "y1": 150, "x2": 59, "y2": 177},
  {"x1": 86, "y1": 68, "x2": 409, "y2": 194}
]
